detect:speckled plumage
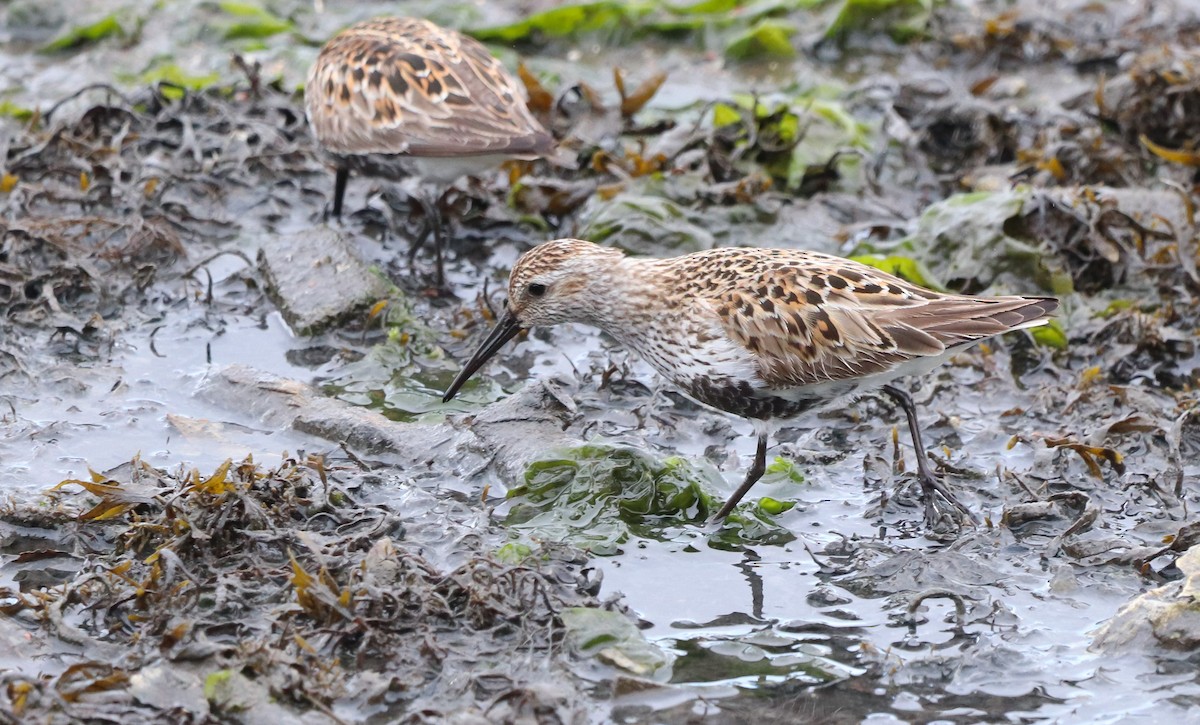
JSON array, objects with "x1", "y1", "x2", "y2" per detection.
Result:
[
  {"x1": 304, "y1": 17, "x2": 554, "y2": 284},
  {"x1": 445, "y1": 239, "x2": 1059, "y2": 524},
  {"x1": 306, "y1": 17, "x2": 552, "y2": 164}
]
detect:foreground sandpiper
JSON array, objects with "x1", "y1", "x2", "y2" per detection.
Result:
[
  {"x1": 443, "y1": 239, "x2": 1059, "y2": 524},
  {"x1": 305, "y1": 17, "x2": 555, "y2": 286}
]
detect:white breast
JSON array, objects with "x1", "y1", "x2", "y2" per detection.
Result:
[
  {"x1": 408, "y1": 154, "x2": 512, "y2": 185},
  {"x1": 610, "y1": 316, "x2": 761, "y2": 392}
]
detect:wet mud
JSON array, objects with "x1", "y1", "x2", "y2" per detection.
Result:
[{"x1": 2, "y1": 0, "x2": 1200, "y2": 722}]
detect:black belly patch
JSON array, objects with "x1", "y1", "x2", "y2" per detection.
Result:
[
  {"x1": 684, "y1": 376, "x2": 820, "y2": 420},
  {"x1": 336, "y1": 152, "x2": 416, "y2": 180}
]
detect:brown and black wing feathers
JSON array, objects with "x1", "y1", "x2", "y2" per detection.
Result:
[{"x1": 678, "y1": 249, "x2": 1057, "y2": 389}]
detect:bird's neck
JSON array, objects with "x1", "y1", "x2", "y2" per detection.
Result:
[{"x1": 577, "y1": 257, "x2": 674, "y2": 354}]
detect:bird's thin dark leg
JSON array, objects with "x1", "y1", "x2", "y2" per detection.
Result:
[
  {"x1": 431, "y1": 196, "x2": 445, "y2": 288},
  {"x1": 714, "y1": 430, "x2": 769, "y2": 520},
  {"x1": 406, "y1": 190, "x2": 447, "y2": 288},
  {"x1": 332, "y1": 166, "x2": 348, "y2": 219},
  {"x1": 881, "y1": 384, "x2": 977, "y2": 524},
  {"x1": 406, "y1": 194, "x2": 432, "y2": 261}
]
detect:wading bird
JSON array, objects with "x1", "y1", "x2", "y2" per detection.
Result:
[
  {"x1": 443, "y1": 239, "x2": 1058, "y2": 524},
  {"x1": 306, "y1": 17, "x2": 554, "y2": 286}
]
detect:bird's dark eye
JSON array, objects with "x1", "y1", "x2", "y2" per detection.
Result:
[{"x1": 527, "y1": 283, "x2": 547, "y2": 297}]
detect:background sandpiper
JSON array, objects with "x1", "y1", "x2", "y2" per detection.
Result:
[{"x1": 305, "y1": 16, "x2": 555, "y2": 286}]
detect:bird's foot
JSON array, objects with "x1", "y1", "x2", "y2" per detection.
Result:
[
  {"x1": 320, "y1": 201, "x2": 339, "y2": 224},
  {"x1": 403, "y1": 192, "x2": 454, "y2": 294},
  {"x1": 915, "y1": 465, "x2": 978, "y2": 529},
  {"x1": 711, "y1": 431, "x2": 770, "y2": 522}
]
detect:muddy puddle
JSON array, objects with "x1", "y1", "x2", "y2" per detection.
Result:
[{"x1": 2, "y1": 0, "x2": 1200, "y2": 722}]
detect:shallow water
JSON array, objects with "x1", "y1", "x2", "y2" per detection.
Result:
[{"x1": 3, "y1": 0, "x2": 1199, "y2": 722}]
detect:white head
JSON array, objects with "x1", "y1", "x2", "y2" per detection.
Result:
[
  {"x1": 504, "y1": 238, "x2": 625, "y2": 327},
  {"x1": 442, "y1": 239, "x2": 626, "y2": 401}
]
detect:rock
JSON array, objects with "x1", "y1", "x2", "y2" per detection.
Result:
[
  {"x1": 461, "y1": 377, "x2": 579, "y2": 481},
  {"x1": 197, "y1": 364, "x2": 578, "y2": 484},
  {"x1": 129, "y1": 663, "x2": 209, "y2": 718},
  {"x1": 562, "y1": 607, "x2": 674, "y2": 679},
  {"x1": 843, "y1": 550, "x2": 1003, "y2": 600},
  {"x1": 204, "y1": 669, "x2": 335, "y2": 724},
  {"x1": 1091, "y1": 544, "x2": 1200, "y2": 653},
  {"x1": 197, "y1": 364, "x2": 454, "y2": 465},
  {"x1": 257, "y1": 226, "x2": 391, "y2": 336}
]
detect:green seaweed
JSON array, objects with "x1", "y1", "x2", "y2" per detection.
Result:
[
  {"x1": 712, "y1": 102, "x2": 743, "y2": 128},
  {"x1": 203, "y1": 670, "x2": 236, "y2": 702},
  {"x1": 41, "y1": 13, "x2": 123, "y2": 53},
  {"x1": 848, "y1": 254, "x2": 943, "y2": 289},
  {"x1": 1097, "y1": 299, "x2": 1134, "y2": 319},
  {"x1": 507, "y1": 445, "x2": 714, "y2": 555},
  {"x1": 788, "y1": 97, "x2": 873, "y2": 189},
  {"x1": 757, "y1": 496, "x2": 795, "y2": 515},
  {"x1": 825, "y1": 0, "x2": 936, "y2": 43},
  {"x1": 669, "y1": 636, "x2": 848, "y2": 684},
  {"x1": 667, "y1": 0, "x2": 742, "y2": 13},
  {"x1": 580, "y1": 191, "x2": 717, "y2": 255},
  {"x1": 709, "y1": 506, "x2": 797, "y2": 549},
  {"x1": 853, "y1": 189, "x2": 1075, "y2": 296},
  {"x1": 320, "y1": 292, "x2": 454, "y2": 423},
  {"x1": 725, "y1": 18, "x2": 796, "y2": 59},
  {"x1": 764, "y1": 455, "x2": 806, "y2": 484},
  {"x1": 1031, "y1": 319, "x2": 1068, "y2": 349},
  {"x1": 562, "y1": 607, "x2": 674, "y2": 676},
  {"x1": 470, "y1": 0, "x2": 825, "y2": 46},
  {"x1": 471, "y1": 2, "x2": 649, "y2": 44},
  {"x1": 0, "y1": 101, "x2": 35, "y2": 122},
  {"x1": 218, "y1": 1, "x2": 293, "y2": 40},
  {"x1": 508, "y1": 444, "x2": 798, "y2": 553},
  {"x1": 716, "y1": 93, "x2": 875, "y2": 192},
  {"x1": 494, "y1": 542, "x2": 535, "y2": 564},
  {"x1": 131, "y1": 63, "x2": 223, "y2": 100}
]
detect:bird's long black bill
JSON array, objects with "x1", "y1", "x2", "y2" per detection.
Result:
[{"x1": 442, "y1": 309, "x2": 523, "y2": 403}]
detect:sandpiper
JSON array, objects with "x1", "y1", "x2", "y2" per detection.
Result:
[
  {"x1": 443, "y1": 239, "x2": 1059, "y2": 524},
  {"x1": 305, "y1": 17, "x2": 555, "y2": 286}
]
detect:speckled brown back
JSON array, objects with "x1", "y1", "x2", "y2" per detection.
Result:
[{"x1": 305, "y1": 17, "x2": 553, "y2": 158}]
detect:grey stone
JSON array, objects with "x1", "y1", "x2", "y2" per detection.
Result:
[
  {"x1": 128, "y1": 663, "x2": 209, "y2": 718},
  {"x1": 197, "y1": 364, "x2": 578, "y2": 484},
  {"x1": 1092, "y1": 544, "x2": 1200, "y2": 653},
  {"x1": 257, "y1": 227, "x2": 391, "y2": 336}
]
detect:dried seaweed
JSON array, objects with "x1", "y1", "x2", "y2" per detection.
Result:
[{"x1": 1, "y1": 456, "x2": 607, "y2": 721}]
